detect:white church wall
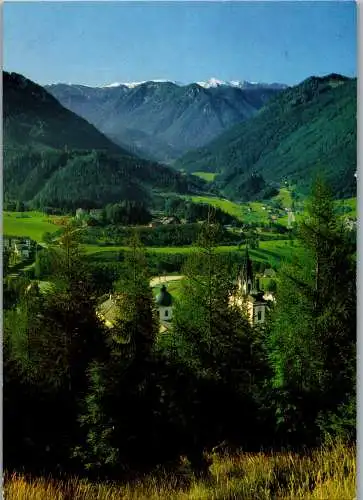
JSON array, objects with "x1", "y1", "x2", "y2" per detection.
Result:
[{"x1": 159, "y1": 305, "x2": 173, "y2": 321}]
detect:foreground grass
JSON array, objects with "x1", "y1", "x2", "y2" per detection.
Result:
[{"x1": 4, "y1": 442, "x2": 355, "y2": 499}]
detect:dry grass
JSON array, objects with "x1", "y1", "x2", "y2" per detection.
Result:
[{"x1": 4, "y1": 442, "x2": 355, "y2": 500}]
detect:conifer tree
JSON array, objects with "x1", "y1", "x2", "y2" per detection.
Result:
[
  {"x1": 75, "y1": 232, "x2": 159, "y2": 475},
  {"x1": 5, "y1": 225, "x2": 107, "y2": 473},
  {"x1": 172, "y1": 212, "x2": 268, "y2": 464},
  {"x1": 268, "y1": 177, "x2": 356, "y2": 443}
]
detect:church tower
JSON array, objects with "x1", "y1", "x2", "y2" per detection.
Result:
[
  {"x1": 235, "y1": 247, "x2": 268, "y2": 325},
  {"x1": 238, "y1": 247, "x2": 253, "y2": 295}
]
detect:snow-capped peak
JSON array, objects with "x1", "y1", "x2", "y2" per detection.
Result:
[
  {"x1": 195, "y1": 78, "x2": 288, "y2": 89},
  {"x1": 100, "y1": 78, "x2": 288, "y2": 90},
  {"x1": 196, "y1": 77, "x2": 228, "y2": 88},
  {"x1": 102, "y1": 79, "x2": 178, "y2": 89}
]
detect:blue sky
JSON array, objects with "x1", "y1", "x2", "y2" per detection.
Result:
[{"x1": 4, "y1": 1, "x2": 357, "y2": 87}]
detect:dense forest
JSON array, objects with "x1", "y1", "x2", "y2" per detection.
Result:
[
  {"x1": 4, "y1": 179, "x2": 355, "y2": 482},
  {"x1": 176, "y1": 74, "x2": 357, "y2": 200}
]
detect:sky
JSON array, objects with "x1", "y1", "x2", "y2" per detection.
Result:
[{"x1": 4, "y1": 1, "x2": 357, "y2": 87}]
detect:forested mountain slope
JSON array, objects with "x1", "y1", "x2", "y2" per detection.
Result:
[
  {"x1": 46, "y1": 81, "x2": 284, "y2": 163},
  {"x1": 176, "y1": 74, "x2": 356, "y2": 199},
  {"x1": 4, "y1": 72, "x2": 203, "y2": 209}
]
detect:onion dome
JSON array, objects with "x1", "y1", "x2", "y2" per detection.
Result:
[{"x1": 155, "y1": 285, "x2": 173, "y2": 306}]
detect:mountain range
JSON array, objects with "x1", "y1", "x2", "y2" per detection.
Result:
[
  {"x1": 5, "y1": 70, "x2": 356, "y2": 211},
  {"x1": 4, "y1": 71, "x2": 203, "y2": 210},
  {"x1": 100, "y1": 77, "x2": 288, "y2": 90},
  {"x1": 45, "y1": 80, "x2": 285, "y2": 164},
  {"x1": 176, "y1": 73, "x2": 357, "y2": 200}
]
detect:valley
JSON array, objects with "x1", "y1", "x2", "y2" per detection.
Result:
[{"x1": 3, "y1": 57, "x2": 356, "y2": 500}]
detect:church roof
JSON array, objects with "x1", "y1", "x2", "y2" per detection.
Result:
[{"x1": 155, "y1": 285, "x2": 173, "y2": 306}]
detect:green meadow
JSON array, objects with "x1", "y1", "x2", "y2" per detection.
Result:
[
  {"x1": 182, "y1": 195, "x2": 272, "y2": 223},
  {"x1": 192, "y1": 171, "x2": 218, "y2": 182},
  {"x1": 3, "y1": 211, "x2": 68, "y2": 242},
  {"x1": 83, "y1": 239, "x2": 305, "y2": 270},
  {"x1": 152, "y1": 280, "x2": 183, "y2": 300}
]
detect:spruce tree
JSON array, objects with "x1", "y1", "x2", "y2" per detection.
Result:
[
  {"x1": 75, "y1": 232, "x2": 159, "y2": 476},
  {"x1": 268, "y1": 177, "x2": 356, "y2": 443},
  {"x1": 172, "y1": 213, "x2": 268, "y2": 466},
  {"x1": 5, "y1": 225, "x2": 107, "y2": 473}
]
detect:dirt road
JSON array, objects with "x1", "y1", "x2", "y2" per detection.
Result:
[{"x1": 149, "y1": 275, "x2": 184, "y2": 287}]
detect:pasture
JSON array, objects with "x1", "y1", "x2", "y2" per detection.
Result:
[
  {"x1": 192, "y1": 171, "x2": 218, "y2": 182},
  {"x1": 152, "y1": 280, "x2": 183, "y2": 300},
  {"x1": 3, "y1": 211, "x2": 69, "y2": 242},
  {"x1": 83, "y1": 239, "x2": 305, "y2": 270}
]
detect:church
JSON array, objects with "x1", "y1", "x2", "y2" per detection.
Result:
[
  {"x1": 155, "y1": 284, "x2": 173, "y2": 322},
  {"x1": 231, "y1": 248, "x2": 269, "y2": 326}
]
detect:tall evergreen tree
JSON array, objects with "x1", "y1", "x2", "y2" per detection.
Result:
[
  {"x1": 268, "y1": 177, "x2": 356, "y2": 443},
  {"x1": 4, "y1": 225, "x2": 107, "y2": 473},
  {"x1": 75, "y1": 233, "x2": 159, "y2": 476},
  {"x1": 171, "y1": 213, "x2": 269, "y2": 465}
]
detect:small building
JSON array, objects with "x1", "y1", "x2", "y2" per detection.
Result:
[
  {"x1": 155, "y1": 284, "x2": 173, "y2": 322},
  {"x1": 160, "y1": 216, "x2": 181, "y2": 225},
  {"x1": 13, "y1": 240, "x2": 32, "y2": 259},
  {"x1": 75, "y1": 208, "x2": 88, "y2": 219},
  {"x1": 344, "y1": 217, "x2": 357, "y2": 231},
  {"x1": 97, "y1": 294, "x2": 119, "y2": 329},
  {"x1": 89, "y1": 209, "x2": 104, "y2": 221},
  {"x1": 149, "y1": 220, "x2": 162, "y2": 228}
]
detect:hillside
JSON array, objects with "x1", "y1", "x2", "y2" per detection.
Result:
[
  {"x1": 45, "y1": 81, "x2": 284, "y2": 163},
  {"x1": 4, "y1": 72, "x2": 204, "y2": 210},
  {"x1": 176, "y1": 74, "x2": 357, "y2": 200}
]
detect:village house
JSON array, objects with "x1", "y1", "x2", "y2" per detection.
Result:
[
  {"x1": 160, "y1": 216, "x2": 181, "y2": 225},
  {"x1": 75, "y1": 208, "x2": 87, "y2": 219},
  {"x1": 149, "y1": 220, "x2": 162, "y2": 228},
  {"x1": 89, "y1": 209, "x2": 104, "y2": 221},
  {"x1": 5, "y1": 237, "x2": 33, "y2": 260},
  {"x1": 344, "y1": 217, "x2": 357, "y2": 231},
  {"x1": 97, "y1": 285, "x2": 175, "y2": 333}
]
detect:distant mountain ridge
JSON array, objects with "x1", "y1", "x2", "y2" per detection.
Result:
[
  {"x1": 45, "y1": 80, "x2": 285, "y2": 163},
  {"x1": 4, "y1": 71, "x2": 203, "y2": 210},
  {"x1": 176, "y1": 73, "x2": 357, "y2": 200},
  {"x1": 98, "y1": 77, "x2": 288, "y2": 90}
]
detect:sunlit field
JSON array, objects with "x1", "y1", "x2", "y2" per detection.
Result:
[
  {"x1": 3, "y1": 211, "x2": 69, "y2": 242},
  {"x1": 192, "y1": 171, "x2": 218, "y2": 182}
]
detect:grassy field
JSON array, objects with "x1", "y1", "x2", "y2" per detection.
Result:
[
  {"x1": 83, "y1": 240, "x2": 305, "y2": 271},
  {"x1": 4, "y1": 442, "x2": 355, "y2": 499},
  {"x1": 182, "y1": 195, "x2": 273, "y2": 224},
  {"x1": 152, "y1": 280, "x2": 183, "y2": 300},
  {"x1": 192, "y1": 171, "x2": 218, "y2": 182},
  {"x1": 3, "y1": 211, "x2": 69, "y2": 242}
]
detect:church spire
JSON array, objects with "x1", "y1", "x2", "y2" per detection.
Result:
[{"x1": 240, "y1": 246, "x2": 253, "y2": 295}]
